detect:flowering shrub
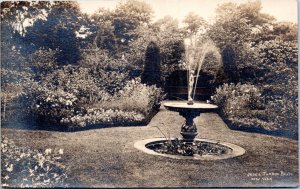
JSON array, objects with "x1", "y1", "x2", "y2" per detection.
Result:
[
  {"x1": 62, "y1": 78, "x2": 164, "y2": 128},
  {"x1": 40, "y1": 66, "x2": 111, "y2": 104},
  {"x1": 79, "y1": 47, "x2": 110, "y2": 68},
  {"x1": 1, "y1": 137, "x2": 67, "y2": 187},
  {"x1": 212, "y1": 83, "x2": 298, "y2": 138},
  {"x1": 264, "y1": 96, "x2": 298, "y2": 137},
  {"x1": 61, "y1": 109, "x2": 145, "y2": 128},
  {"x1": 30, "y1": 88, "x2": 79, "y2": 123},
  {"x1": 212, "y1": 83, "x2": 275, "y2": 131},
  {"x1": 28, "y1": 48, "x2": 58, "y2": 76},
  {"x1": 95, "y1": 69, "x2": 130, "y2": 95},
  {"x1": 80, "y1": 47, "x2": 134, "y2": 95},
  {"x1": 20, "y1": 67, "x2": 163, "y2": 128},
  {"x1": 20, "y1": 66, "x2": 110, "y2": 125},
  {"x1": 103, "y1": 78, "x2": 164, "y2": 115}
]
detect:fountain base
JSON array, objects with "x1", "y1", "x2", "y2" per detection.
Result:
[{"x1": 134, "y1": 138, "x2": 246, "y2": 160}]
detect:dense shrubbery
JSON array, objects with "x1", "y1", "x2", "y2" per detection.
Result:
[
  {"x1": 212, "y1": 83, "x2": 274, "y2": 131},
  {"x1": 28, "y1": 48, "x2": 58, "y2": 77},
  {"x1": 212, "y1": 37, "x2": 298, "y2": 138},
  {"x1": 264, "y1": 96, "x2": 298, "y2": 136},
  {"x1": 19, "y1": 65, "x2": 163, "y2": 129},
  {"x1": 97, "y1": 78, "x2": 163, "y2": 115},
  {"x1": 59, "y1": 78, "x2": 163, "y2": 128},
  {"x1": 1, "y1": 137, "x2": 67, "y2": 187},
  {"x1": 212, "y1": 83, "x2": 298, "y2": 138}
]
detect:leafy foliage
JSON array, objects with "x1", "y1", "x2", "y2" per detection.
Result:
[
  {"x1": 1, "y1": 137, "x2": 67, "y2": 187},
  {"x1": 28, "y1": 48, "x2": 58, "y2": 77},
  {"x1": 149, "y1": 139, "x2": 230, "y2": 156},
  {"x1": 212, "y1": 83, "x2": 298, "y2": 138},
  {"x1": 183, "y1": 12, "x2": 207, "y2": 36},
  {"x1": 113, "y1": 0, "x2": 153, "y2": 43},
  {"x1": 212, "y1": 83, "x2": 274, "y2": 131},
  {"x1": 19, "y1": 66, "x2": 163, "y2": 128},
  {"x1": 67, "y1": 78, "x2": 164, "y2": 128},
  {"x1": 99, "y1": 78, "x2": 164, "y2": 115},
  {"x1": 24, "y1": 2, "x2": 83, "y2": 65}
]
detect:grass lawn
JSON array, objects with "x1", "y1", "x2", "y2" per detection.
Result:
[{"x1": 1, "y1": 105, "x2": 298, "y2": 187}]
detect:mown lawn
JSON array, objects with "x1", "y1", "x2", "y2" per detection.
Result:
[{"x1": 2, "y1": 106, "x2": 298, "y2": 187}]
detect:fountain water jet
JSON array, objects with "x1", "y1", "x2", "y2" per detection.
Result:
[{"x1": 185, "y1": 39, "x2": 222, "y2": 103}]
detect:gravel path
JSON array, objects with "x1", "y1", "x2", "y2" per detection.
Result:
[{"x1": 2, "y1": 104, "x2": 298, "y2": 187}]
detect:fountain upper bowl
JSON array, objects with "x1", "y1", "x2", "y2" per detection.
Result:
[{"x1": 163, "y1": 101, "x2": 218, "y2": 112}]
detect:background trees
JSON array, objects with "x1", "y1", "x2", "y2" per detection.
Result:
[
  {"x1": 91, "y1": 0, "x2": 153, "y2": 56},
  {"x1": 24, "y1": 2, "x2": 83, "y2": 65},
  {"x1": 1, "y1": 0, "x2": 297, "y2": 137},
  {"x1": 207, "y1": 0, "x2": 298, "y2": 138}
]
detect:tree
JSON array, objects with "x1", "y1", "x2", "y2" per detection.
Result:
[
  {"x1": 90, "y1": 0, "x2": 153, "y2": 55},
  {"x1": 28, "y1": 48, "x2": 58, "y2": 77},
  {"x1": 209, "y1": 0, "x2": 298, "y2": 137},
  {"x1": 208, "y1": 0, "x2": 276, "y2": 49},
  {"x1": 221, "y1": 46, "x2": 239, "y2": 83},
  {"x1": 141, "y1": 42, "x2": 161, "y2": 87},
  {"x1": 154, "y1": 16, "x2": 185, "y2": 69},
  {"x1": 127, "y1": 15, "x2": 185, "y2": 72},
  {"x1": 0, "y1": 2, "x2": 47, "y2": 105},
  {"x1": 113, "y1": 0, "x2": 153, "y2": 43},
  {"x1": 24, "y1": 1, "x2": 83, "y2": 65},
  {"x1": 1, "y1": 1, "x2": 51, "y2": 37},
  {"x1": 208, "y1": 0, "x2": 277, "y2": 83},
  {"x1": 90, "y1": 8, "x2": 115, "y2": 51},
  {"x1": 1, "y1": 1, "x2": 52, "y2": 65},
  {"x1": 183, "y1": 12, "x2": 207, "y2": 37},
  {"x1": 272, "y1": 22, "x2": 297, "y2": 41}
]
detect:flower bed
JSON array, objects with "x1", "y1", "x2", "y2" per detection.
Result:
[
  {"x1": 1, "y1": 137, "x2": 67, "y2": 187},
  {"x1": 147, "y1": 139, "x2": 232, "y2": 156},
  {"x1": 16, "y1": 68, "x2": 164, "y2": 129},
  {"x1": 61, "y1": 109, "x2": 145, "y2": 128},
  {"x1": 212, "y1": 83, "x2": 298, "y2": 139}
]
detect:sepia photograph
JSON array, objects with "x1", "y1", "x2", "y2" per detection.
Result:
[{"x1": 1, "y1": 0, "x2": 298, "y2": 188}]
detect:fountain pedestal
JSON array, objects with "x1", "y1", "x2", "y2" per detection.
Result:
[
  {"x1": 164, "y1": 101, "x2": 218, "y2": 143},
  {"x1": 179, "y1": 109, "x2": 199, "y2": 143}
]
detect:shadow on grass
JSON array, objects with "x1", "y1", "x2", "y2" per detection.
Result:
[
  {"x1": 222, "y1": 119, "x2": 298, "y2": 140},
  {"x1": 2, "y1": 109, "x2": 159, "y2": 133},
  {"x1": 1, "y1": 120, "x2": 146, "y2": 132}
]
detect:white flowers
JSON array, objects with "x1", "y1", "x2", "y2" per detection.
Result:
[
  {"x1": 7, "y1": 164, "x2": 13, "y2": 172},
  {"x1": 45, "y1": 149, "x2": 52, "y2": 155},
  {"x1": 45, "y1": 148, "x2": 63, "y2": 155},
  {"x1": 65, "y1": 100, "x2": 72, "y2": 106},
  {"x1": 2, "y1": 137, "x2": 67, "y2": 187},
  {"x1": 59, "y1": 149, "x2": 64, "y2": 155},
  {"x1": 20, "y1": 152, "x2": 26, "y2": 158}
]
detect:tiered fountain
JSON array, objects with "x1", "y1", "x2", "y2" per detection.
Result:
[
  {"x1": 164, "y1": 38, "x2": 220, "y2": 144},
  {"x1": 135, "y1": 37, "x2": 245, "y2": 160}
]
